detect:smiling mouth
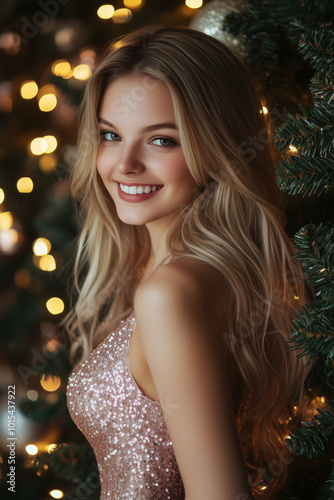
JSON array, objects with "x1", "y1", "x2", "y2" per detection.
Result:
[{"x1": 119, "y1": 183, "x2": 163, "y2": 195}]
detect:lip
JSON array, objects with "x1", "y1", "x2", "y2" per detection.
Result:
[{"x1": 116, "y1": 182, "x2": 163, "y2": 203}]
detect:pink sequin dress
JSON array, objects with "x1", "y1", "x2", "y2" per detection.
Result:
[{"x1": 66, "y1": 312, "x2": 185, "y2": 500}]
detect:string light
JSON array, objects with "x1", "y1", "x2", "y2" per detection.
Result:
[
  {"x1": 0, "y1": 211, "x2": 13, "y2": 230},
  {"x1": 112, "y1": 8, "x2": 132, "y2": 23},
  {"x1": 72, "y1": 64, "x2": 92, "y2": 80},
  {"x1": 51, "y1": 60, "x2": 72, "y2": 79},
  {"x1": 38, "y1": 93, "x2": 57, "y2": 112},
  {"x1": 50, "y1": 490, "x2": 64, "y2": 499},
  {"x1": 97, "y1": 4, "x2": 115, "y2": 19},
  {"x1": 289, "y1": 145, "x2": 298, "y2": 153},
  {"x1": 20, "y1": 80, "x2": 38, "y2": 99},
  {"x1": 17, "y1": 177, "x2": 33, "y2": 193},
  {"x1": 39, "y1": 254, "x2": 56, "y2": 271},
  {"x1": 33, "y1": 237, "x2": 51, "y2": 256},
  {"x1": 46, "y1": 297, "x2": 65, "y2": 315},
  {"x1": 43, "y1": 135, "x2": 57, "y2": 153},
  {"x1": 40, "y1": 373, "x2": 61, "y2": 391},
  {"x1": 29, "y1": 137, "x2": 48, "y2": 155},
  {"x1": 26, "y1": 445, "x2": 38, "y2": 455},
  {"x1": 260, "y1": 105, "x2": 268, "y2": 115},
  {"x1": 185, "y1": 0, "x2": 203, "y2": 8},
  {"x1": 124, "y1": 0, "x2": 142, "y2": 8}
]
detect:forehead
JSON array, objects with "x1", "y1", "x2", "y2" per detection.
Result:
[{"x1": 99, "y1": 73, "x2": 176, "y2": 125}]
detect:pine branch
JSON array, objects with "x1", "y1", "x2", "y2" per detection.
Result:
[
  {"x1": 274, "y1": 104, "x2": 334, "y2": 156},
  {"x1": 286, "y1": 400, "x2": 334, "y2": 459},
  {"x1": 293, "y1": 223, "x2": 334, "y2": 300},
  {"x1": 316, "y1": 463, "x2": 334, "y2": 500},
  {"x1": 298, "y1": 26, "x2": 334, "y2": 78},
  {"x1": 310, "y1": 74, "x2": 334, "y2": 103},
  {"x1": 290, "y1": 299, "x2": 334, "y2": 363},
  {"x1": 275, "y1": 153, "x2": 334, "y2": 197},
  {"x1": 31, "y1": 442, "x2": 97, "y2": 482}
]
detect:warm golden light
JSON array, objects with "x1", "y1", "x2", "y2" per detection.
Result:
[
  {"x1": 0, "y1": 211, "x2": 13, "y2": 230},
  {"x1": 289, "y1": 145, "x2": 298, "y2": 153},
  {"x1": 40, "y1": 373, "x2": 61, "y2": 391},
  {"x1": 72, "y1": 64, "x2": 92, "y2": 80},
  {"x1": 50, "y1": 490, "x2": 64, "y2": 499},
  {"x1": 30, "y1": 137, "x2": 48, "y2": 155},
  {"x1": 97, "y1": 4, "x2": 115, "y2": 19},
  {"x1": 261, "y1": 105, "x2": 268, "y2": 115},
  {"x1": 17, "y1": 177, "x2": 33, "y2": 193},
  {"x1": 39, "y1": 254, "x2": 56, "y2": 271},
  {"x1": 26, "y1": 444, "x2": 38, "y2": 455},
  {"x1": 112, "y1": 8, "x2": 132, "y2": 23},
  {"x1": 39, "y1": 154, "x2": 57, "y2": 173},
  {"x1": 51, "y1": 60, "x2": 72, "y2": 79},
  {"x1": 124, "y1": 0, "x2": 142, "y2": 8},
  {"x1": 48, "y1": 444, "x2": 57, "y2": 453},
  {"x1": 43, "y1": 135, "x2": 57, "y2": 154},
  {"x1": 0, "y1": 188, "x2": 4, "y2": 204},
  {"x1": 46, "y1": 297, "x2": 65, "y2": 315},
  {"x1": 185, "y1": 0, "x2": 203, "y2": 8},
  {"x1": 20, "y1": 80, "x2": 38, "y2": 99},
  {"x1": 38, "y1": 94, "x2": 57, "y2": 112},
  {"x1": 33, "y1": 237, "x2": 51, "y2": 256}
]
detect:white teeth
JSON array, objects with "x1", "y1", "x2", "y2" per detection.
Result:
[{"x1": 120, "y1": 184, "x2": 161, "y2": 195}]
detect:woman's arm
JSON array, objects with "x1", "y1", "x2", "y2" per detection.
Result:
[{"x1": 134, "y1": 262, "x2": 253, "y2": 500}]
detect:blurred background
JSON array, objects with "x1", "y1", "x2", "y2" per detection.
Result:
[{"x1": 0, "y1": 0, "x2": 333, "y2": 499}]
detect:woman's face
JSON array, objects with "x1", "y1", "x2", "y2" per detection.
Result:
[{"x1": 96, "y1": 73, "x2": 196, "y2": 229}]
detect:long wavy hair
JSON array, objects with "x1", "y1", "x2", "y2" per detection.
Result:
[{"x1": 65, "y1": 25, "x2": 311, "y2": 498}]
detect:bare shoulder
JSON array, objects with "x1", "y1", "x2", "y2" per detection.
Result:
[{"x1": 134, "y1": 257, "x2": 230, "y2": 339}]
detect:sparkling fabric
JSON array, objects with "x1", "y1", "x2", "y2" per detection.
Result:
[{"x1": 66, "y1": 312, "x2": 185, "y2": 500}]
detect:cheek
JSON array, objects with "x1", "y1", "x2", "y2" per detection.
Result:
[{"x1": 96, "y1": 148, "x2": 112, "y2": 178}]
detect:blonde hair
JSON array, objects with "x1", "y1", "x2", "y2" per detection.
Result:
[{"x1": 65, "y1": 25, "x2": 310, "y2": 497}]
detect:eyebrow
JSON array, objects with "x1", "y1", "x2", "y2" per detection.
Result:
[{"x1": 98, "y1": 117, "x2": 178, "y2": 132}]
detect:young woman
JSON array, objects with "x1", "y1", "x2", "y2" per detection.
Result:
[{"x1": 65, "y1": 25, "x2": 310, "y2": 500}]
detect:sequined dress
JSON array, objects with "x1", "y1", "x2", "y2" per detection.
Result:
[{"x1": 66, "y1": 312, "x2": 186, "y2": 500}]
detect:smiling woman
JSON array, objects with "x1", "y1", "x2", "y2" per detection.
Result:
[
  {"x1": 96, "y1": 73, "x2": 196, "y2": 227},
  {"x1": 64, "y1": 25, "x2": 311, "y2": 500}
]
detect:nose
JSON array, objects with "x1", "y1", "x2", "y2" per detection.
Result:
[{"x1": 116, "y1": 142, "x2": 145, "y2": 176}]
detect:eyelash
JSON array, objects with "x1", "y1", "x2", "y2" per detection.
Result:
[{"x1": 99, "y1": 130, "x2": 177, "y2": 148}]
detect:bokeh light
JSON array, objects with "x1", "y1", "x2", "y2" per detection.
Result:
[
  {"x1": 50, "y1": 490, "x2": 64, "y2": 499},
  {"x1": 39, "y1": 154, "x2": 57, "y2": 173},
  {"x1": 40, "y1": 373, "x2": 61, "y2": 391},
  {"x1": 51, "y1": 60, "x2": 72, "y2": 79},
  {"x1": 33, "y1": 237, "x2": 51, "y2": 256},
  {"x1": 0, "y1": 188, "x2": 4, "y2": 204},
  {"x1": 17, "y1": 177, "x2": 33, "y2": 193},
  {"x1": 43, "y1": 135, "x2": 58, "y2": 154},
  {"x1": 72, "y1": 64, "x2": 92, "y2": 80},
  {"x1": 38, "y1": 93, "x2": 57, "y2": 112},
  {"x1": 97, "y1": 4, "x2": 115, "y2": 19},
  {"x1": 185, "y1": 0, "x2": 203, "y2": 8},
  {"x1": 0, "y1": 211, "x2": 13, "y2": 230},
  {"x1": 26, "y1": 444, "x2": 38, "y2": 455},
  {"x1": 20, "y1": 80, "x2": 38, "y2": 99},
  {"x1": 46, "y1": 297, "x2": 65, "y2": 315},
  {"x1": 39, "y1": 254, "x2": 56, "y2": 271},
  {"x1": 124, "y1": 0, "x2": 142, "y2": 8},
  {"x1": 112, "y1": 8, "x2": 132, "y2": 23},
  {"x1": 29, "y1": 137, "x2": 48, "y2": 155}
]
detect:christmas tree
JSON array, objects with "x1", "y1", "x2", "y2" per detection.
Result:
[{"x1": 224, "y1": 0, "x2": 334, "y2": 498}]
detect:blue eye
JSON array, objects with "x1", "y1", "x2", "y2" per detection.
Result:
[
  {"x1": 151, "y1": 137, "x2": 177, "y2": 147},
  {"x1": 99, "y1": 130, "x2": 121, "y2": 142}
]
